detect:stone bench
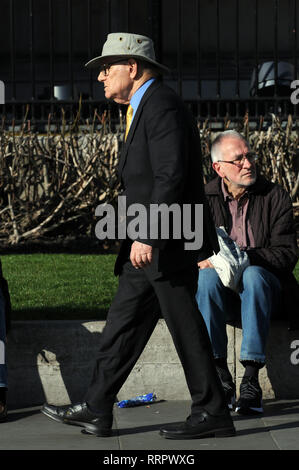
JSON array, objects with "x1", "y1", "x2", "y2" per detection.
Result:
[{"x1": 6, "y1": 319, "x2": 299, "y2": 408}]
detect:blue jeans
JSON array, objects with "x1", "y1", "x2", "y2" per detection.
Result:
[
  {"x1": 0, "y1": 287, "x2": 7, "y2": 388},
  {"x1": 196, "y1": 266, "x2": 282, "y2": 364}
]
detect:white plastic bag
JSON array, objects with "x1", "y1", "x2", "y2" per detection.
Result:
[{"x1": 208, "y1": 226, "x2": 250, "y2": 292}]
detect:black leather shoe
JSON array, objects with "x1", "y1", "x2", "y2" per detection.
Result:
[
  {"x1": 41, "y1": 402, "x2": 112, "y2": 437},
  {"x1": 41, "y1": 403, "x2": 71, "y2": 423},
  {"x1": 160, "y1": 410, "x2": 236, "y2": 439}
]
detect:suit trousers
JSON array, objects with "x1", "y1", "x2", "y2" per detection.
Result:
[{"x1": 84, "y1": 257, "x2": 227, "y2": 417}]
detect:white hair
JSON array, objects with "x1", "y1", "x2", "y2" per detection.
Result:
[{"x1": 211, "y1": 130, "x2": 249, "y2": 163}]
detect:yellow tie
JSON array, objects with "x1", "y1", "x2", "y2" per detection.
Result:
[{"x1": 125, "y1": 105, "x2": 133, "y2": 141}]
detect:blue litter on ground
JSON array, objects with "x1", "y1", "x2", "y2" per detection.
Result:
[{"x1": 117, "y1": 393, "x2": 157, "y2": 408}]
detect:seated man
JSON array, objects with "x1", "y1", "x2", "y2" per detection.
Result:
[{"x1": 196, "y1": 130, "x2": 298, "y2": 415}]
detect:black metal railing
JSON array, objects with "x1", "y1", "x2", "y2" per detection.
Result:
[{"x1": 0, "y1": 0, "x2": 298, "y2": 127}]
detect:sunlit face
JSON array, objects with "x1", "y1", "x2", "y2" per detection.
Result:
[
  {"x1": 213, "y1": 136, "x2": 257, "y2": 188},
  {"x1": 97, "y1": 61, "x2": 134, "y2": 105}
]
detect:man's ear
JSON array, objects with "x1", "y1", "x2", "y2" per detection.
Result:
[
  {"x1": 128, "y1": 59, "x2": 138, "y2": 79},
  {"x1": 212, "y1": 161, "x2": 225, "y2": 178}
]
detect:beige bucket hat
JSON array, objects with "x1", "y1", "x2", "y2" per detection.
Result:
[{"x1": 85, "y1": 32, "x2": 169, "y2": 73}]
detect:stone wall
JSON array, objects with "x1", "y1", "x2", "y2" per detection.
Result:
[{"x1": 6, "y1": 319, "x2": 299, "y2": 409}]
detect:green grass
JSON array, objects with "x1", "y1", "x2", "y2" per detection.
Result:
[
  {"x1": 1, "y1": 254, "x2": 118, "y2": 320},
  {"x1": 1, "y1": 254, "x2": 299, "y2": 321}
]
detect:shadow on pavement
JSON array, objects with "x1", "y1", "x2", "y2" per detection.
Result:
[{"x1": 5, "y1": 408, "x2": 41, "y2": 423}]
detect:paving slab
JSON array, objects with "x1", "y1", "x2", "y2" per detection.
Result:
[
  {"x1": 261, "y1": 400, "x2": 299, "y2": 450},
  {"x1": 0, "y1": 407, "x2": 120, "y2": 450},
  {"x1": 115, "y1": 400, "x2": 279, "y2": 451},
  {"x1": 1, "y1": 400, "x2": 299, "y2": 452}
]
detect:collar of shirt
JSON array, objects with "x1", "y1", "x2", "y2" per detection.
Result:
[
  {"x1": 221, "y1": 178, "x2": 248, "y2": 203},
  {"x1": 130, "y1": 78, "x2": 155, "y2": 119}
]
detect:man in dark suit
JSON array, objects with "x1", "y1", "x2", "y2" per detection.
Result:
[{"x1": 41, "y1": 33, "x2": 235, "y2": 439}]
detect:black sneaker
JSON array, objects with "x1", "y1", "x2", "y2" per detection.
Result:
[
  {"x1": 216, "y1": 366, "x2": 236, "y2": 411},
  {"x1": 0, "y1": 402, "x2": 7, "y2": 422},
  {"x1": 235, "y1": 376, "x2": 263, "y2": 415},
  {"x1": 0, "y1": 389, "x2": 7, "y2": 422}
]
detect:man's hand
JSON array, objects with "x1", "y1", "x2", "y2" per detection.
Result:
[
  {"x1": 197, "y1": 259, "x2": 214, "y2": 269},
  {"x1": 130, "y1": 241, "x2": 153, "y2": 269}
]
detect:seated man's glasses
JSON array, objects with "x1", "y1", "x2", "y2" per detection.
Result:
[
  {"x1": 218, "y1": 152, "x2": 258, "y2": 168},
  {"x1": 100, "y1": 60, "x2": 129, "y2": 76}
]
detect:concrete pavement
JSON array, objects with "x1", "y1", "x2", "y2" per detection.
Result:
[{"x1": 1, "y1": 399, "x2": 299, "y2": 452}]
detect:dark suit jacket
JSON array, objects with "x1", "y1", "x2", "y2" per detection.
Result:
[{"x1": 114, "y1": 79, "x2": 219, "y2": 279}]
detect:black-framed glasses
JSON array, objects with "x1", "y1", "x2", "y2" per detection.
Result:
[
  {"x1": 218, "y1": 152, "x2": 258, "y2": 168},
  {"x1": 99, "y1": 59, "x2": 129, "y2": 76}
]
